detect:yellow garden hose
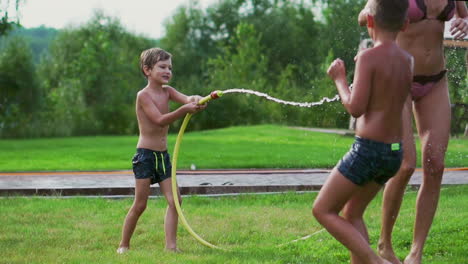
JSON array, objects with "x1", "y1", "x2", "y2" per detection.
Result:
[
  {"x1": 171, "y1": 91, "x2": 224, "y2": 250},
  {"x1": 170, "y1": 90, "x2": 333, "y2": 250}
]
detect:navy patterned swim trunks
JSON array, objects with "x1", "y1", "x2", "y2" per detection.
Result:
[
  {"x1": 132, "y1": 148, "x2": 172, "y2": 184},
  {"x1": 337, "y1": 137, "x2": 403, "y2": 186}
]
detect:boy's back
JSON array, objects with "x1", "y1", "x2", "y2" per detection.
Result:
[
  {"x1": 314, "y1": 1, "x2": 412, "y2": 263},
  {"x1": 354, "y1": 43, "x2": 413, "y2": 143}
]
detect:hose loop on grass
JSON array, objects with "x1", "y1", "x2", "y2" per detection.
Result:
[
  {"x1": 170, "y1": 91, "x2": 330, "y2": 250},
  {"x1": 171, "y1": 113, "x2": 223, "y2": 250}
]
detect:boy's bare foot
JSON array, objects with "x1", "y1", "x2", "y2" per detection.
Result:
[
  {"x1": 116, "y1": 247, "x2": 129, "y2": 254},
  {"x1": 165, "y1": 247, "x2": 182, "y2": 253}
]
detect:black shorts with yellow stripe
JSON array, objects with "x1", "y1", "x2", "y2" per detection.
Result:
[{"x1": 132, "y1": 148, "x2": 172, "y2": 184}]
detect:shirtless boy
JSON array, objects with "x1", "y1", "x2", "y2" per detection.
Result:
[
  {"x1": 312, "y1": 0, "x2": 413, "y2": 263},
  {"x1": 117, "y1": 48, "x2": 206, "y2": 253}
]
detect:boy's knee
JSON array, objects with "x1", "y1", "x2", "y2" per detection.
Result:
[
  {"x1": 342, "y1": 207, "x2": 360, "y2": 222},
  {"x1": 167, "y1": 196, "x2": 182, "y2": 208},
  {"x1": 132, "y1": 203, "x2": 147, "y2": 215},
  {"x1": 399, "y1": 162, "x2": 416, "y2": 179},
  {"x1": 312, "y1": 204, "x2": 324, "y2": 220}
]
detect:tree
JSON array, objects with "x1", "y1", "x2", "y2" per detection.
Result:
[
  {"x1": 0, "y1": 0, "x2": 21, "y2": 36},
  {"x1": 160, "y1": 2, "x2": 221, "y2": 96},
  {"x1": 446, "y1": 47, "x2": 468, "y2": 135},
  {"x1": 38, "y1": 11, "x2": 156, "y2": 136},
  {"x1": 319, "y1": 0, "x2": 367, "y2": 73},
  {"x1": 245, "y1": 0, "x2": 321, "y2": 87},
  {"x1": 162, "y1": 0, "x2": 323, "y2": 86},
  {"x1": 161, "y1": 0, "x2": 328, "y2": 129},
  {"x1": 201, "y1": 23, "x2": 269, "y2": 128},
  {"x1": 0, "y1": 26, "x2": 59, "y2": 63},
  {"x1": 0, "y1": 36, "x2": 38, "y2": 137}
]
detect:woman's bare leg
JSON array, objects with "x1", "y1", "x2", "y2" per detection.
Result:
[
  {"x1": 379, "y1": 97, "x2": 416, "y2": 264},
  {"x1": 404, "y1": 79, "x2": 450, "y2": 264}
]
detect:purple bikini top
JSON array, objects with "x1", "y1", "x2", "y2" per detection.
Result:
[{"x1": 408, "y1": 0, "x2": 456, "y2": 23}]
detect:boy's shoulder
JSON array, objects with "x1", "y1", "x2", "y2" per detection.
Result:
[
  {"x1": 354, "y1": 47, "x2": 379, "y2": 68},
  {"x1": 359, "y1": 43, "x2": 412, "y2": 64},
  {"x1": 136, "y1": 86, "x2": 162, "y2": 102},
  {"x1": 137, "y1": 85, "x2": 174, "y2": 97},
  {"x1": 163, "y1": 85, "x2": 175, "y2": 90},
  {"x1": 358, "y1": 44, "x2": 387, "y2": 58},
  {"x1": 163, "y1": 85, "x2": 177, "y2": 94},
  {"x1": 136, "y1": 86, "x2": 150, "y2": 99}
]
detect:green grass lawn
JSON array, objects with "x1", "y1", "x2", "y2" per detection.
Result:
[
  {"x1": 0, "y1": 125, "x2": 467, "y2": 172},
  {"x1": 1, "y1": 186, "x2": 467, "y2": 263}
]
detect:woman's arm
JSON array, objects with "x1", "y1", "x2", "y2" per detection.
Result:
[{"x1": 450, "y1": 1, "x2": 468, "y2": 40}]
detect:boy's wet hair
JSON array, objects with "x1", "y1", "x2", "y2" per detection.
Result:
[
  {"x1": 140, "y1": 48, "x2": 172, "y2": 78},
  {"x1": 369, "y1": 0, "x2": 408, "y2": 32}
]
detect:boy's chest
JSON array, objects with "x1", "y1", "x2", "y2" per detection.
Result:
[{"x1": 150, "y1": 92, "x2": 170, "y2": 114}]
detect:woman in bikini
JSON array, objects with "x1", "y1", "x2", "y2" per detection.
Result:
[{"x1": 359, "y1": 1, "x2": 468, "y2": 263}]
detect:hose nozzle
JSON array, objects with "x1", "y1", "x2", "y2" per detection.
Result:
[
  {"x1": 199, "y1": 90, "x2": 224, "y2": 105},
  {"x1": 210, "y1": 90, "x2": 223, "y2": 99}
]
